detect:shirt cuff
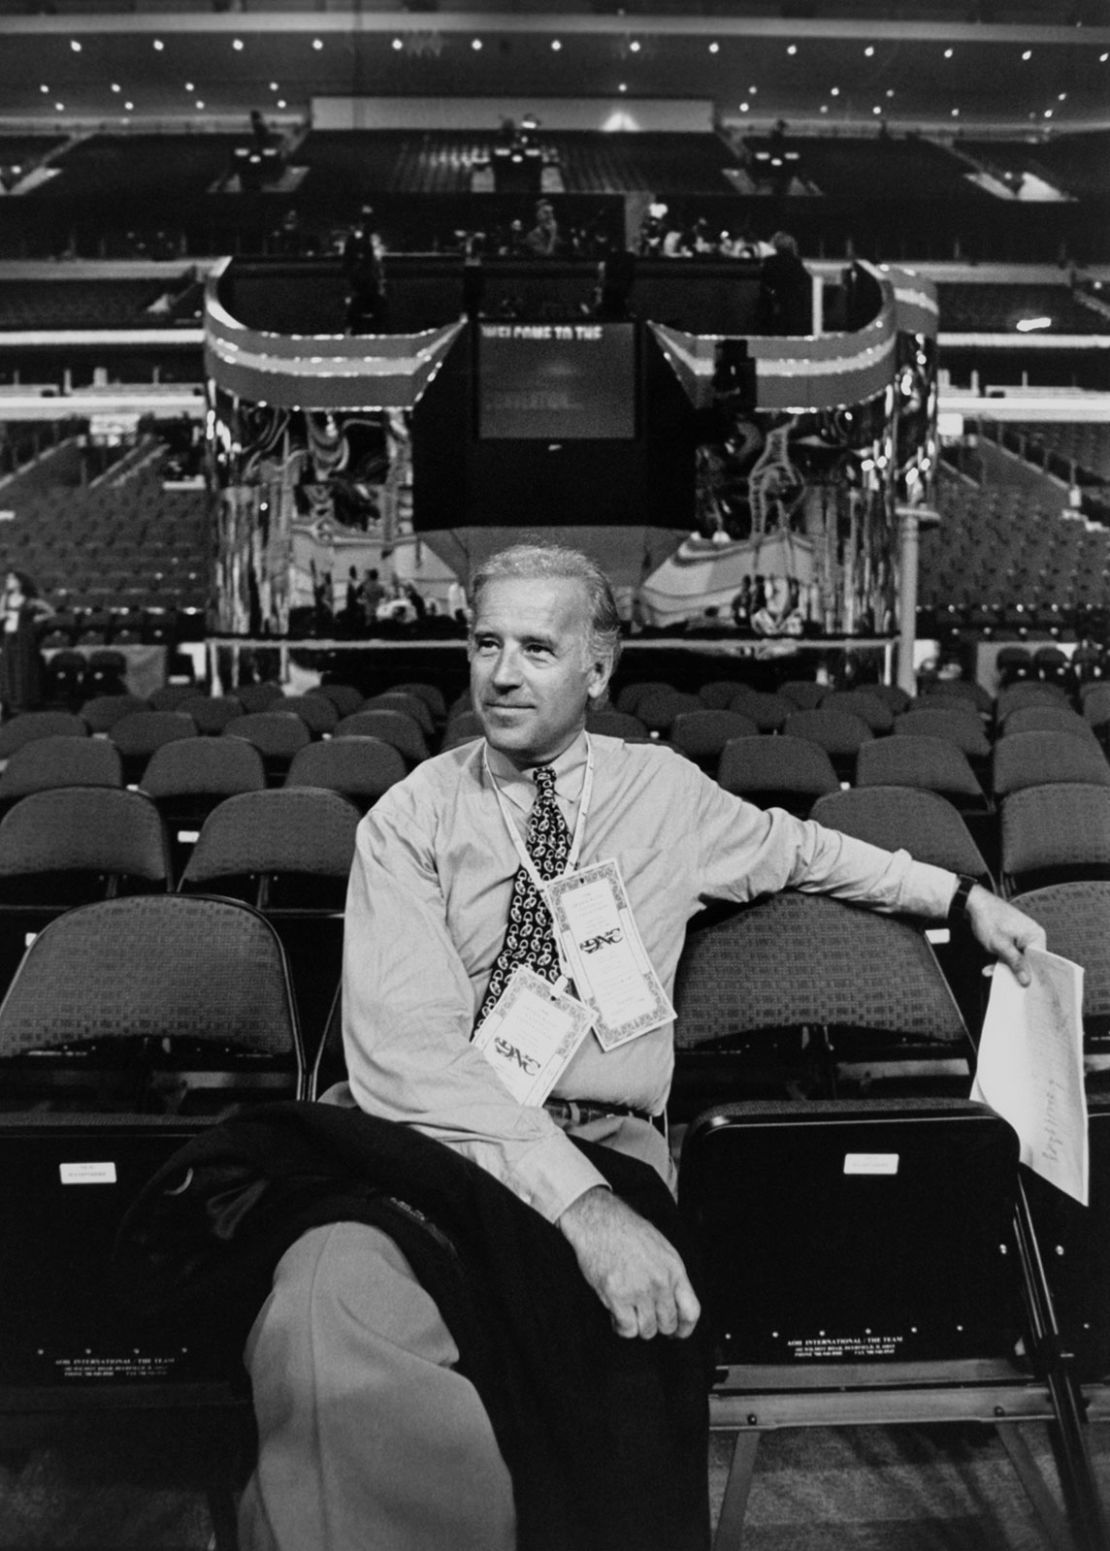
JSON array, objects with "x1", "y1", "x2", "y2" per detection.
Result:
[
  {"x1": 899, "y1": 859, "x2": 961, "y2": 919},
  {"x1": 512, "y1": 1127, "x2": 612, "y2": 1224}
]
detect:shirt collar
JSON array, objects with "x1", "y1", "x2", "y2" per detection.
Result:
[{"x1": 485, "y1": 729, "x2": 589, "y2": 814}]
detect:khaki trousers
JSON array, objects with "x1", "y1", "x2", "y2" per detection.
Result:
[{"x1": 238, "y1": 1222, "x2": 517, "y2": 1551}]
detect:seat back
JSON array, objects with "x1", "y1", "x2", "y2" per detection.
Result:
[
  {"x1": 670, "y1": 710, "x2": 758, "y2": 765},
  {"x1": 178, "y1": 695, "x2": 245, "y2": 735},
  {"x1": 80, "y1": 693, "x2": 149, "y2": 733},
  {"x1": 334, "y1": 709, "x2": 429, "y2": 764},
  {"x1": 717, "y1": 734, "x2": 839, "y2": 815},
  {"x1": 180, "y1": 788, "x2": 360, "y2": 1056},
  {"x1": 821, "y1": 690, "x2": 895, "y2": 733},
  {"x1": 0, "y1": 711, "x2": 87, "y2": 760},
  {"x1": 810, "y1": 786, "x2": 990, "y2": 880},
  {"x1": 0, "y1": 787, "x2": 171, "y2": 897},
  {"x1": 0, "y1": 893, "x2": 305, "y2": 1107},
  {"x1": 1011, "y1": 881, "x2": 1110, "y2": 1047},
  {"x1": 680, "y1": 1099, "x2": 1023, "y2": 1369},
  {"x1": 992, "y1": 730, "x2": 1110, "y2": 798},
  {"x1": 894, "y1": 708, "x2": 991, "y2": 759},
  {"x1": 674, "y1": 892, "x2": 967, "y2": 1053},
  {"x1": 284, "y1": 738, "x2": 407, "y2": 809},
  {"x1": 269, "y1": 694, "x2": 339, "y2": 737},
  {"x1": 856, "y1": 734, "x2": 984, "y2": 800},
  {"x1": 0, "y1": 735, "x2": 123, "y2": 804},
  {"x1": 180, "y1": 788, "x2": 359, "y2": 901},
  {"x1": 1001, "y1": 783, "x2": 1110, "y2": 894}
]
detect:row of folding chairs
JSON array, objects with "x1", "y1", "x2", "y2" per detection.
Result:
[{"x1": 0, "y1": 783, "x2": 357, "y2": 1051}]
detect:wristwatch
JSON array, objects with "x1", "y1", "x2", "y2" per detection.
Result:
[{"x1": 948, "y1": 873, "x2": 978, "y2": 921}]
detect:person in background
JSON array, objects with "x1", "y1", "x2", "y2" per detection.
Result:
[
  {"x1": 343, "y1": 206, "x2": 386, "y2": 333},
  {"x1": 0, "y1": 570, "x2": 51, "y2": 717},
  {"x1": 758, "y1": 231, "x2": 814, "y2": 336},
  {"x1": 522, "y1": 200, "x2": 562, "y2": 258},
  {"x1": 361, "y1": 568, "x2": 387, "y2": 629}
]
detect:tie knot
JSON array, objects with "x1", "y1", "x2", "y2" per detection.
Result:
[{"x1": 533, "y1": 764, "x2": 557, "y2": 797}]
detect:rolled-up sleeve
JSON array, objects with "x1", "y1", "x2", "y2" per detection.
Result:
[{"x1": 342, "y1": 782, "x2": 608, "y2": 1223}]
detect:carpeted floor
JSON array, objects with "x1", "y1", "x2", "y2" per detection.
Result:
[{"x1": 0, "y1": 1419, "x2": 1105, "y2": 1549}]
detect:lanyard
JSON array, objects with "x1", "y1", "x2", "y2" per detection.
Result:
[{"x1": 485, "y1": 733, "x2": 595, "y2": 897}]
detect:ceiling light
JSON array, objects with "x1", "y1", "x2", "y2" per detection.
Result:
[
  {"x1": 69, "y1": 39, "x2": 81, "y2": 52},
  {"x1": 232, "y1": 38, "x2": 244, "y2": 51},
  {"x1": 153, "y1": 39, "x2": 164, "y2": 51},
  {"x1": 1101, "y1": 51, "x2": 1109, "y2": 61},
  {"x1": 471, "y1": 37, "x2": 483, "y2": 50},
  {"x1": 864, "y1": 45, "x2": 875, "y2": 57},
  {"x1": 820, "y1": 104, "x2": 829, "y2": 114},
  {"x1": 277, "y1": 99, "x2": 286, "y2": 109},
  {"x1": 739, "y1": 102, "x2": 749, "y2": 112},
  {"x1": 618, "y1": 82, "x2": 627, "y2": 93},
  {"x1": 269, "y1": 80, "x2": 278, "y2": 89},
  {"x1": 749, "y1": 84, "x2": 758, "y2": 95},
  {"x1": 1058, "y1": 92, "x2": 1067, "y2": 100},
  {"x1": 1044, "y1": 108, "x2": 1054, "y2": 118},
  {"x1": 196, "y1": 99, "x2": 205, "y2": 109},
  {"x1": 184, "y1": 81, "x2": 194, "y2": 91},
  {"x1": 886, "y1": 88, "x2": 894, "y2": 98},
  {"x1": 40, "y1": 83, "x2": 49, "y2": 93},
  {"x1": 391, "y1": 37, "x2": 403, "y2": 50},
  {"x1": 1016, "y1": 316, "x2": 1052, "y2": 332},
  {"x1": 830, "y1": 86, "x2": 840, "y2": 96},
  {"x1": 951, "y1": 107, "x2": 960, "y2": 117},
  {"x1": 708, "y1": 42, "x2": 719, "y2": 54},
  {"x1": 943, "y1": 47, "x2": 953, "y2": 58},
  {"x1": 551, "y1": 39, "x2": 562, "y2": 51},
  {"x1": 873, "y1": 106, "x2": 882, "y2": 115},
  {"x1": 1022, "y1": 49, "x2": 1032, "y2": 60},
  {"x1": 54, "y1": 101, "x2": 64, "y2": 111},
  {"x1": 787, "y1": 44, "x2": 797, "y2": 56},
  {"x1": 312, "y1": 38, "x2": 323, "y2": 50}
]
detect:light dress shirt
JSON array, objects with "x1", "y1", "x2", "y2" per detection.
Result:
[{"x1": 340, "y1": 731, "x2": 958, "y2": 1224}]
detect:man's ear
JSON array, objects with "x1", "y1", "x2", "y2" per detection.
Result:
[{"x1": 586, "y1": 654, "x2": 614, "y2": 704}]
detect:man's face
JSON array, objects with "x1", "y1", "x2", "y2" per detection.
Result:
[{"x1": 469, "y1": 575, "x2": 611, "y2": 769}]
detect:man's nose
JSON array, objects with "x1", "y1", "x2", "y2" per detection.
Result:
[{"x1": 489, "y1": 646, "x2": 521, "y2": 687}]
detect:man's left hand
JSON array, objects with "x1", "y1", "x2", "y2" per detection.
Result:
[{"x1": 964, "y1": 885, "x2": 1046, "y2": 986}]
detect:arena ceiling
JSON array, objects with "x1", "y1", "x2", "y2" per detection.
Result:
[{"x1": 0, "y1": 5, "x2": 1107, "y2": 131}]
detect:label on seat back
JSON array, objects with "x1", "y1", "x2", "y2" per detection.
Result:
[
  {"x1": 842, "y1": 1153, "x2": 899, "y2": 1175},
  {"x1": 59, "y1": 1161, "x2": 117, "y2": 1184}
]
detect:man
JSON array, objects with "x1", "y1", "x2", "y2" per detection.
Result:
[
  {"x1": 240, "y1": 543, "x2": 1044, "y2": 1551},
  {"x1": 758, "y1": 230, "x2": 813, "y2": 336},
  {"x1": 522, "y1": 199, "x2": 562, "y2": 258}
]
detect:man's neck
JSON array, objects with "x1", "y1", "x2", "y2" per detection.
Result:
[{"x1": 486, "y1": 728, "x2": 589, "y2": 783}]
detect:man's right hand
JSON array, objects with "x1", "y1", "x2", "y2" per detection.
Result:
[{"x1": 557, "y1": 1187, "x2": 701, "y2": 1341}]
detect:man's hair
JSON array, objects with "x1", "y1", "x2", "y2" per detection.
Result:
[
  {"x1": 469, "y1": 543, "x2": 623, "y2": 672},
  {"x1": 771, "y1": 231, "x2": 799, "y2": 256}
]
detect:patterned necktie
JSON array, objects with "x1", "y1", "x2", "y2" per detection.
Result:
[{"x1": 475, "y1": 764, "x2": 573, "y2": 1030}]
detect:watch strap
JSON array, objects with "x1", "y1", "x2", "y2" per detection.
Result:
[{"x1": 948, "y1": 873, "x2": 978, "y2": 920}]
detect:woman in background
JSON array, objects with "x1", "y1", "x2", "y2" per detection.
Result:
[{"x1": 0, "y1": 570, "x2": 51, "y2": 717}]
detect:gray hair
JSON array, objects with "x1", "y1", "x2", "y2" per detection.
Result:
[{"x1": 469, "y1": 543, "x2": 623, "y2": 673}]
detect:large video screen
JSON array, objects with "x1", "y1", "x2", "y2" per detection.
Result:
[{"x1": 477, "y1": 321, "x2": 636, "y2": 441}]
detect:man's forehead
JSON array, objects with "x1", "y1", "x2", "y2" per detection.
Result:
[{"x1": 474, "y1": 574, "x2": 591, "y2": 630}]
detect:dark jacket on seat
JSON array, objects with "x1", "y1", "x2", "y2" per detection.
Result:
[{"x1": 115, "y1": 1100, "x2": 711, "y2": 1551}]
